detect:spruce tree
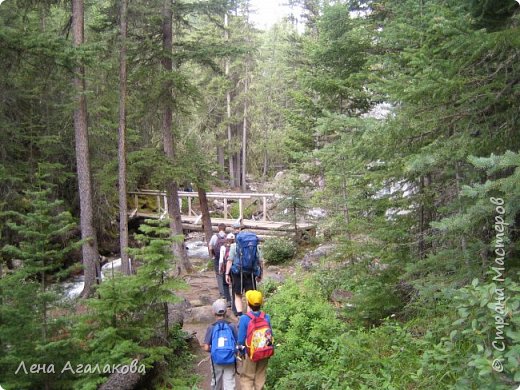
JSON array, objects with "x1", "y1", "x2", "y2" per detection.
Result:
[
  {"x1": 0, "y1": 185, "x2": 78, "y2": 389},
  {"x1": 73, "y1": 219, "x2": 186, "y2": 388}
]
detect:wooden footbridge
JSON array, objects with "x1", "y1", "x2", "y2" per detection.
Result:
[{"x1": 127, "y1": 190, "x2": 316, "y2": 239}]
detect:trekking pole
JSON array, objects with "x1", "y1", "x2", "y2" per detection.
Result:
[
  {"x1": 210, "y1": 357, "x2": 216, "y2": 385},
  {"x1": 240, "y1": 247, "x2": 243, "y2": 297}
]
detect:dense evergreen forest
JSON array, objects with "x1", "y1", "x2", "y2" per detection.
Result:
[{"x1": 1, "y1": 0, "x2": 519, "y2": 389}]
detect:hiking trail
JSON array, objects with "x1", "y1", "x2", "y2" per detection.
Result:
[{"x1": 179, "y1": 237, "x2": 290, "y2": 389}]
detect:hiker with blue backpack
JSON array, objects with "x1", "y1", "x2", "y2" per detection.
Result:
[
  {"x1": 224, "y1": 225, "x2": 264, "y2": 317},
  {"x1": 203, "y1": 299, "x2": 238, "y2": 390},
  {"x1": 237, "y1": 290, "x2": 274, "y2": 390}
]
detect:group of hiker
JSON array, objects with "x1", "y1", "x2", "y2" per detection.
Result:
[
  {"x1": 205, "y1": 222, "x2": 273, "y2": 390},
  {"x1": 208, "y1": 222, "x2": 263, "y2": 317}
]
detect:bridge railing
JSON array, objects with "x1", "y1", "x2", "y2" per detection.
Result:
[{"x1": 128, "y1": 190, "x2": 275, "y2": 221}]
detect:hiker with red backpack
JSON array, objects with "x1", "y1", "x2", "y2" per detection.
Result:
[
  {"x1": 209, "y1": 223, "x2": 232, "y2": 307},
  {"x1": 237, "y1": 290, "x2": 274, "y2": 390},
  {"x1": 203, "y1": 299, "x2": 238, "y2": 390},
  {"x1": 224, "y1": 227, "x2": 263, "y2": 317}
]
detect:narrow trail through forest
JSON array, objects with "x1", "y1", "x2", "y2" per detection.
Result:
[
  {"x1": 179, "y1": 261, "x2": 227, "y2": 389},
  {"x1": 179, "y1": 251, "x2": 290, "y2": 389}
]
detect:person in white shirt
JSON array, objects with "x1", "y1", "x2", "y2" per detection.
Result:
[
  {"x1": 218, "y1": 233, "x2": 235, "y2": 308},
  {"x1": 209, "y1": 223, "x2": 232, "y2": 306}
]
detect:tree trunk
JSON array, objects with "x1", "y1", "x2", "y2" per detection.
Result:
[
  {"x1": 165, "y1": 183, "x2": 190, "y2": 273},
  {"x1": 118, "y1": 0, "x2": 130, "y2": 275},
  {"x1": 217, "y1": 144, "x2": 225, "y2": 179},
  {"x1": 73, "y1": 0, "x2": 100, "y2": 298},
  {"x1": 225, "y1": 13, "x2": 235, "y2": 187},
  {"x1": 262, "y1": 98, "x2": 269, "y2": 179},
  {"x1": 162, "y1": 0, "x2": 191, "y2": 274},
  {"x1": 234, "y1": 133, "x2": 241, "y2": 188},
  {"x1": 241, "y1": 69, "x2": 248, "y2": 192},
  {"x1": 198, "y1": 187, "x2": 213, "y2": 243},
  {"x1": 292, "y1": 201, "x2": 298, "y2": 241}
]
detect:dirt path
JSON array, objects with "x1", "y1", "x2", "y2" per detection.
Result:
[
  {"x1": 179, "y1": 253, "x2": 289, "y2": 389},
  {"x1": 179, "y1": 256, "x2": 240, "y2": 390}
]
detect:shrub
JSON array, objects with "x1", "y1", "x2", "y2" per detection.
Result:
[
  {"x1": 264, "y1": 278, "x2": 422, "y2": 389},
  {"x1": 264, "y1": 279, "x2": 347, "y2": 389},
  {"x1": 262, "y1": 237, "x2": 296, "y2": 265},
  {"x1": 313, "y1": 262, "x2": 405, "y2": 327},
  {"x1": 417, "y1": 276, "x2": 520, "y2": 389}
]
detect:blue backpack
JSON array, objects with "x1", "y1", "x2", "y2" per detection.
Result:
[
  {"x1": 232, "y1": 232, "x2": 261, "y2": 277},
  {"x1": 210, "y1": 321, "x2": 236, "y2": 365}
]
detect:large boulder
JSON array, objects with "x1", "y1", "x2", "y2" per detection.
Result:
[
  {"x1": 263, "y1": 272, "x2": 285, "y2": 284},
  {"x1": 300, "y1": 244, "x2": 337, "y2": 271},
  {"x1": 168, "y1": 297, "x2": 191, "y2": 328},
  {"x1": 184, "y1": 305, "x2": 217, "y2": 324},
  {"x1": 98, "y1": 369, "x2": 145, "y2": 390}
]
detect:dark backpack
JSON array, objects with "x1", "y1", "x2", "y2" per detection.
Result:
[
  {"x1": 245, "y1": 312, "x2": 274, "y2": 362},
  {"x1": 210, "y1": 321, "x2": 236, "y2": 365},
  {"x1": 224, "y1": 245, "x2": 231, "y2": 261},
  {"x1": 232, "y1": 231, "x2": 261, "y2": 276},
  {"x1": 213, "y1": 234, "x2": 226, "y2": 259}
]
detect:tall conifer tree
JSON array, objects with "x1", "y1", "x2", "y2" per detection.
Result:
[{"x1": 72, "y1": 0, "x2": 100, "y2": 297}]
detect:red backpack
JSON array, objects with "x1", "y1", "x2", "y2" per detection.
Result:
[{"x1": 245, "y1": 312, "x2": 274, "y2": 362}]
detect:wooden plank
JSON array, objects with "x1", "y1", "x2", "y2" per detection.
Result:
[
  {"x1": 130, "y1": 190, "x2": 274, "y2": 199},
  {"x1": 136, "y1": 213, "x2": 315, "y2": 231},
  {"x1": 181, "y1": 216, "x2": 315, "y2": 231},
  {"x1": 181, "y1": 223, "x2": 288, "y2": 238}
]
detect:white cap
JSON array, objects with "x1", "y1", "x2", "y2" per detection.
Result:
[
  {"x1": 226, "y1": 233, "x2": 235, "y2": 240},
  {"x1": 212, "y1": 299, "x2": 227, "y2": 315}
]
